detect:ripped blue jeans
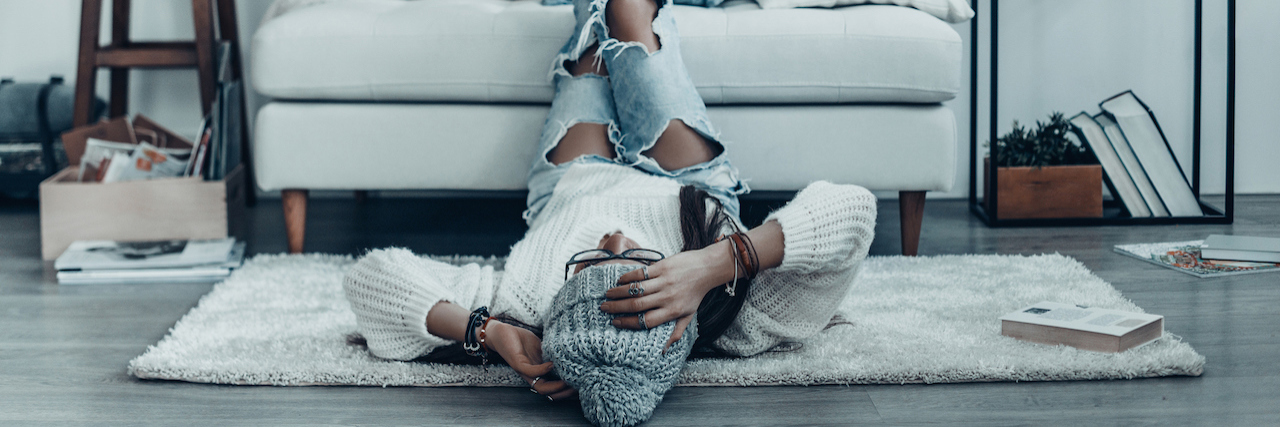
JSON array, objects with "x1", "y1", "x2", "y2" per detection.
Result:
[{"x1": 523, "y1": 0, "x2": 747, "y2": 225}]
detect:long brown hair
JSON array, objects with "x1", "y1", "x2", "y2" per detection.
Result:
[{"x1": 678, "y1": 185, "x2": 752, "y2": 353}]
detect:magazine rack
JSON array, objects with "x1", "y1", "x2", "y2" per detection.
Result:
[{"x1": 968, "y1": 0, "x2": 1235, "y2": 226}]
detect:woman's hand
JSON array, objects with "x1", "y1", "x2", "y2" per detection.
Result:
[
  {"x1": 484, "y1": 321, "x2": 578, "y2": 401},
  {"x1": 599, "y1": 241, "x2": 737, "y2": 350}
]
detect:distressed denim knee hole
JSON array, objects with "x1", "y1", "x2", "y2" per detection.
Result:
[
  {"x1": 546, "y1": 121, "x2": 618, "y2": 165},
  {"x1": 603, "y1": 0, "x2": 663, "y2": 54}
]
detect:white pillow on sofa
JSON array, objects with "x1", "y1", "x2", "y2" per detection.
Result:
[{"x1": 756, "y1": 0, "x2": 975, "y2": 23}]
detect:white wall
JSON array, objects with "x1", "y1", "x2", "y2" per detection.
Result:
[
  {"x1": 950, "y1": 0, "x2": 1279, "y2": 198},
  {"x1": 2, "y1": 0, "x2": 1276, "y2": 197},
  {"x1": 0, "y1": 0, "x2": 271, "y2": 150}
]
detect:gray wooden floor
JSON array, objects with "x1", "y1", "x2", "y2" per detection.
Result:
[{"x1": 2, "y1": 194, "x2": 1278, "y2": 425}]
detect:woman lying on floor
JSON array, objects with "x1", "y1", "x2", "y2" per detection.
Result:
[{"x1": 342, "y1": 0, "x2": 876, "y2": 424}]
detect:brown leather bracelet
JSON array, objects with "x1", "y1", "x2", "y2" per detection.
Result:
[
  {"x1": 727, "y1": 233, "x2": 756, "y2": 280},
  {"x1": 740, "y1": 231, "x2": 759, "y2": 279}
]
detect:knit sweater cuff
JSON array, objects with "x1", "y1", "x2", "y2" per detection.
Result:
[
  {"x1": 764, "y1": 181, "x2": 877, "y2": 274},
  {"x1": 343, "y1": 248, "x2": 455, "y2": 361}
]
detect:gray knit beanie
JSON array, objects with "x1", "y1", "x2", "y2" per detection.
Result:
[{"x1": 542, "y1": 264, "x2": 697, "y2": 427}]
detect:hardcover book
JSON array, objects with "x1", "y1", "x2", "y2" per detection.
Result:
[
  {"x1": 1201, "y1": 234, "x2": 1280, "y2": 263},
  {"x1": 1099, "y1": 91, "x2": 1202, "y2": 217},
  {"x1": 1094, "y1": 113, "x2": 1168, "y2": 217},
  {"x1": 1070, "y1": 112, "x2": 1149, "y2": 217},
  {"x1": 1000, "y1": 301, "x2": 1163, "y2": 353}
]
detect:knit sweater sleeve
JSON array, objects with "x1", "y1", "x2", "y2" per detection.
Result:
[
  {"x1": 713, "y1": 181, "x2": 877, "y2": 357},
  {"x1": 342, "y1": 247, "x2": 496, "y2": 361}
]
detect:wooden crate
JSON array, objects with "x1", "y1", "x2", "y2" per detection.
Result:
[
  {"x1": 39, "y1": 164, "x2": 245, "y2": 260},
  {"x1": 984, "y1": 160, "x2": 1103, "y2": 220}
]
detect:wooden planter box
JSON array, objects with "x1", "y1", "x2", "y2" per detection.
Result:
[{"x1": 984, "y1": 159, "x2": 1103, "y2": 219}]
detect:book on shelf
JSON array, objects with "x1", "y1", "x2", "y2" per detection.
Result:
[
  {"x1": 1000, "y1": 301, "x2": 1163, "y2": 353},
  {"x1": 1114, "y1": 240, "x2": 1280, "y2": 278},
  {"x1": 1201, "y1": 234, "x2": 1280, "y2": 263},
  {"x1": 1070, "y1": 112, "x2": 1150, "y2": 218},
  {"x1": 1093, "y1": 113, "x2": 1169, "y2": 217},
  {"x1": 1099, "y1": 91, "x2": 1202, "y2": 217}
]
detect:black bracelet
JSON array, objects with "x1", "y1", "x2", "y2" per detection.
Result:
[{"x1": 463, "y1": 306, "x2": 490, "y2": 359}]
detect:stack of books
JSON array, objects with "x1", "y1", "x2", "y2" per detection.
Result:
[
  {"x1": 1070, "y1": 91, "x2": 1202, "y2": 218},
  {"x1": 55, "y1": 238, "x2": 245, "y2": 285}
]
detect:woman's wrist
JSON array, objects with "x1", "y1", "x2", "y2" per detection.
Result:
[
  {"x1": 698, "y1": 239, "x2": 739, "y2": 293},
  {"x1": 478, "y1": 319, "x2": 504, "y2": 353}
]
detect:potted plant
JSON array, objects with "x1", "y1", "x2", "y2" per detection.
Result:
[{"x1": 984, "y1": 112, "x2": 1102, "y2": 219}]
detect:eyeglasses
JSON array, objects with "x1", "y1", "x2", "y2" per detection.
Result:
[{"x1": 564, "y1": 248, "x2": 665, "y2": 282}]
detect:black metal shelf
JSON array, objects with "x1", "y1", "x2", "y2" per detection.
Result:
[{"x1": 967, "y1": 0, "x2": 1235, "y2": 227}]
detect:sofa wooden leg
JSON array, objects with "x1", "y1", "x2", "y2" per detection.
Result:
[
  {"x1": 899, "y1": 191, "x2": 926, "y2": 256},
  {"x1": 282, "y1": 189, "x2": 308, "y2": 254}
]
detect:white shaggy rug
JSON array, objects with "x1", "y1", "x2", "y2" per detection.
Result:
[{"x1": 128, "y1": 253, "x2": 1204, "y2": 386}]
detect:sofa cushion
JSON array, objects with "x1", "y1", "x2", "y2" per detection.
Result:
[
  {"x1": 251, "y1": 0, "x2": 962, "y2": 104},
  {"x1": 253, "y1": 102, "x2": 956, "y2": 192}
]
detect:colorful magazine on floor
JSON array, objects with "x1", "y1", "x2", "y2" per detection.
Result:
[{"x1": 1114, "y1": 240, "x2": 1280, "y2": 278}]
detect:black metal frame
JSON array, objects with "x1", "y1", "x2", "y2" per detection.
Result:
[{"x1": 968, "y1": 0, "x2": 1235, "y2": 227}]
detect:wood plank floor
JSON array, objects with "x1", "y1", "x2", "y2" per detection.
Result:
[{"x1": 2, "y1": 194, "x2": 1278, "y2": 425}]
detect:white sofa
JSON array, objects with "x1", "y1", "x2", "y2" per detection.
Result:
[{"x1": 251, "y1": 0, "x2": 962, "y2": 254}]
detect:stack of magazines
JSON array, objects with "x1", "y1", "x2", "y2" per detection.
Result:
[{"x1": 55, "y1": 238, "x2": 245, "y2": 285}]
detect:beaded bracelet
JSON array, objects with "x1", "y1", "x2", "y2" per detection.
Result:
[
  {"x1": 478, "y1": 317, "x2": 494, "y2": 356},
  {"x1": 463, "y1": 306, "x2": 490, "y2": 361}
]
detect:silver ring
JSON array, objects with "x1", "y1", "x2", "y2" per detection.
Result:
[
  {"x1": 638, "y1": 312, "x2": 648, "y2": 330},
  {"x1": 642, "y1": 266, "x2": 649, "y2": 281},
  {"x1": 531, "y1": 377, "x2": 542, "y2": 387},
  {"x1": 628, "y1": 282, "x2": 644, "y2": 296}
]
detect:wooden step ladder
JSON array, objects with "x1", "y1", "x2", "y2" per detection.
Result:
[{"x1": 71, "y1": 0, "x2": 255, "y2": 205}]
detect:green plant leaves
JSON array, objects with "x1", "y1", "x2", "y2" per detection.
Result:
[{"x1": 985, "y1": 112, "x2": 1096, "y2": 168}]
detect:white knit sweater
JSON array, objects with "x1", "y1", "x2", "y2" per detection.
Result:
[{"x1": 342, "y1": 163, "x2": 877, "y2": 360}]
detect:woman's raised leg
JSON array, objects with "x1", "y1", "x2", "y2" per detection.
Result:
[
  {"x1": 525, "y1": 43, "x2": 624, "y2": 223},
  {"x1": 603, "y1": 0, "x2": 722, "y2": 171},
  {"x1": 594, "y1": 0, "x2": 747, "y2": 218},
  {"x1": 545, "y1": 44, "x2": 614, "y2": 165}
]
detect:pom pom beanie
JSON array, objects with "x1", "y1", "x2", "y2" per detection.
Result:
[{"x1": 542, "y1": 263, "x2": 697, "y2": 427}]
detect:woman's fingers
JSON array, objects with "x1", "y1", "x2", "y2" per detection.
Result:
[
  {"x1": 664, "y1": 315, "x2": 693, "y2": 351},
  {"x1": 509, "y1": 356, "x2": 554, "y2": 379},
  {"x1": 549, "y1": 387, "x2": 579, "y2": 402},
  {"x1": 614, "y1": 265, "x2": 653, "y2": 285},
  {"x1": 604, "y1": 281, "x2": 651, "y2": 300},
  {"x1": 611, "y1": 308, "x2": 674, "y2": 330},
  {"x1": 531, "y1": 377, "x2": 572, "y2": 395},
  {"x1": 600, "y1": 293, "x2": 663, "y2": 314},
  {"x1": 614, "y1": 262, "x2": 665, "y2": 285}
]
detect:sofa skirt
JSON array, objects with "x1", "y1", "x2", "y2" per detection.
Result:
[{"x1": 253, "y1": 102, "x2": 956, "y2": 193}]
